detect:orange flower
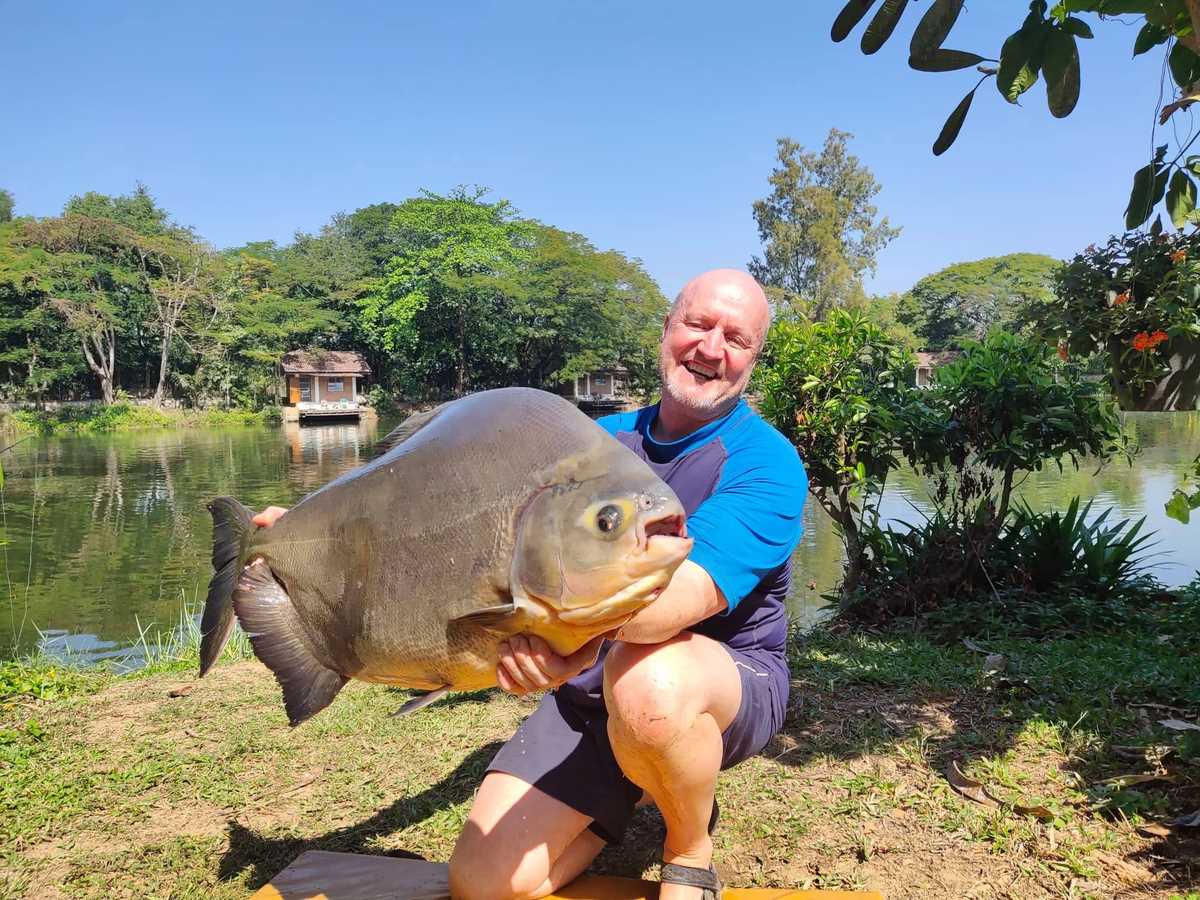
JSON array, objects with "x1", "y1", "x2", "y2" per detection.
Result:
[
  {"x1": 1150, "y1": 330, "x2": 1169, "y2": 347},
  {"x1": 1171, "y1": 249, "x2": 1187, "y2": 264},
  {"x1": 1057, "y1": 343, "x2": 1069, "y2": 361},
  {"x1": 1132, "y1": 332, "x2": 1152, "y2": 352},
  {"x1": 1113, "y1": 291, "x2": 1131, "y2": 306}
]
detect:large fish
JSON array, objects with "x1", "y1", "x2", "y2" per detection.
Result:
[{"x1": 198, "y1": 387, "x2": 692, "y2": 725}]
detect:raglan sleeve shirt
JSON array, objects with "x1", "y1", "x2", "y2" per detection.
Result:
[{"x1": 685, "y1": 425, "x2": 808, "y2": 613}]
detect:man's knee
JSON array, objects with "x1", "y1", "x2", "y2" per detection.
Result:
[
  {"x1": 448, "y1": 831, "x2": 548, "y2": 900},
  {"x1": 602, "y1": 636, "x2": 697, "y2": 751}
]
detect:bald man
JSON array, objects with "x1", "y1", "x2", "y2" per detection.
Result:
[{"x1": 448, "y1": 269, "x2": 809, "y2": 900}]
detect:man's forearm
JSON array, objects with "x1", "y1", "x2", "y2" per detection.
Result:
[{"x1": 614, "y1": 559, "x2": 727, "y2": 644}]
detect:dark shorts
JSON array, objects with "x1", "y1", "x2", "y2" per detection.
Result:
[{"x1": 485, "y1": 643, "x2": 787, "y2": 844}]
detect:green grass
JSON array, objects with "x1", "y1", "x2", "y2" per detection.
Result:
[
  {"x1": 2, "y1": 403, "x2": 282, "y2": 436},
  {"x1": 0, "y1": 616, "x2": 1196, "y2": 898}
]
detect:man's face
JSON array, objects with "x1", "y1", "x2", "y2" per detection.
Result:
[{"x1": 658, "y1": 284, "x2": 766, "y2": 420}]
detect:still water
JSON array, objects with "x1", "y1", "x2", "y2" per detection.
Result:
[{"x1": 1, "y1": 412, "x2": 1197, "y2": 665}]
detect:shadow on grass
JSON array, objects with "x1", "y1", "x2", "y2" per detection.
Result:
[
  {"x1": 770, "y1": 624, "x2": 1200, "y2": 893},
  {"x1": 218, "y1": 740, "x2": 504, "y2": 889}
]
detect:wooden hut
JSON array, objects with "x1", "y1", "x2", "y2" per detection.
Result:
[{"x1": 280, "y1": 350, "x2": 371, "y2": 420}]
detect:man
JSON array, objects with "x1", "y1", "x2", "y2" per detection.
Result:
[
  {"x1": 446, "y1": 268, "x2": 807, "y2": 900},
  {"x1": 255, "y1": 269, "x2": 806, "y2": 899}
]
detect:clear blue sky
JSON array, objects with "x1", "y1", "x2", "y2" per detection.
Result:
[{"x1": 1, "y1": 1, "x2": 1169, "y2": 297}]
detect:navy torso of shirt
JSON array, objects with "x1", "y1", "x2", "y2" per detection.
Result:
[{"x1": 559, "y1": 399, "x2": 808, "y2": 707}]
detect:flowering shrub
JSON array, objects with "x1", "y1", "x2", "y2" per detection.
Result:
[{"x1": 1027, "y1": 229, "x2": 1200, "y2": 401}]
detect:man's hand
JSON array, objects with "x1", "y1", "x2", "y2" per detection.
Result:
[
  {"x1": 495, "y1": 634, "x2": 608, "y2": 695},
  {"x1": 253, "y1": 506, "x2": 289, "y2": 528}
]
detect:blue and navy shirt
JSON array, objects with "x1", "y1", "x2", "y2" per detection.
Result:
[{"x1": 561, "y1": 398, "x2": 808, "y2": 705}]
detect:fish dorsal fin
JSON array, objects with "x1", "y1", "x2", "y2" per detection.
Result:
[{"x1": 374, "y1": 403, "x2": 449, "y2": 456}]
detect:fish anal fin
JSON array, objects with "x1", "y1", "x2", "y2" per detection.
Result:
[
  {"x1": 233, "y1": 560, "x2": 347, "y2": 727},
  {"x1": 375, "y1": 403, "x2": 448, "y2": 456},
  {"x1": 391, "y1": 686, "x2": 450, "y2": 717}
]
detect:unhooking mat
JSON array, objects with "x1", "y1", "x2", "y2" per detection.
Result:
[{"x1": 248, "y1": 849, "x2": 885, "y2": 899}]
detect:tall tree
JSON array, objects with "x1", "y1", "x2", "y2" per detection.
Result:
[
  {"x1": 749, "y1": 130, "x2": 900, "y2": 319},
  {"x1": 12, "y1": 216, "x2": 147, "y2": 403},
  {"x1": 0, "y1": 190, "x2": 13, "y2": 223},
  {"x1": 829, "y1": 1, "x2": 1200, "y2": 231},
  {"x1": 0, "y1": 222, "x2": 83, "y2": 399},
  {"x1": 897, "y1": 253, "x2": 1060, "y2": 349},
  {"x1": 359, "y1": 188, "x2": 531, "y2": 397}
]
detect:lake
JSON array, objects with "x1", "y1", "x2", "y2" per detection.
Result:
[{"x1": 1, "y1": 410, "x2": 1197, "y2": 665}]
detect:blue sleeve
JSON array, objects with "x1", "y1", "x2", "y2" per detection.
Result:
[{"x1": 686, "y1": 431, "x2": 808, "y2": 612}]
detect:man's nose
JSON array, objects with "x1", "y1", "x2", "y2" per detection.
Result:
[{"x1": 696, "y1": 329, "x2": 724, "y2": 357}]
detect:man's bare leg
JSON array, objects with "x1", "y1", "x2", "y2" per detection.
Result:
[
  {"x1": 449, "y1": 771, "x2": 606, "y2": 900},
  {"x1": 603, "y1": 633, "x2": 742, "y2": 900}
]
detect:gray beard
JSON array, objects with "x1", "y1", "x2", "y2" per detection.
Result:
[{"x1": 659, "y1": 360, "x2": 740, "y2": 418}]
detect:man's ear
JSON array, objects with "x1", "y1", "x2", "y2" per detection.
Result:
[{"x1": 661, "y1": 314, "x2": 671, "y2": 338}]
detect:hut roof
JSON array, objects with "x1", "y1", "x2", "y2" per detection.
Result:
[
  {"x1": 280, "y1": 350, "x2": 371, "y2": 376},
  {"x1": 914, "y1": 350, "x2": 961, "y2": 368}
]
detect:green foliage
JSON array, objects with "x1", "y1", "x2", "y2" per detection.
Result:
[
  {"x1": 4, "y1": 403, "x2": 280, "y2": 435},
  {"x1": 923, "y1": 333, "x2": 1125, "y2": 523},
  {"x1": 749, "y1": 130, "x2": 900, "y2": 318},
  {"x1": 755, "y1": 309, "x2": 916, "y2": 589},
  {"x1": 1026, "y1": 229, "x2": 1200, "y2": 403},
  {"x1": 896, "y1": 253, "x2": 1059, "y2": 350},
  {"x1": 0, "y1": 189, "x2": 13, "y2": 223},
  {"x1": 1166, "y1": 452, "x2": 1200, "y2": 523},
  {"x1": 829, "y1": 1, "x2": 1200, "y2": 228},
  {"x1": 1, "y1": 185, "x2": 666, "y2": 409},
  {"x1": 841, "y1": 497, "x2": 1159, "y2": 635},
  {"x1": 0, "y1": 662, "x2": 101, "y2": 704}
]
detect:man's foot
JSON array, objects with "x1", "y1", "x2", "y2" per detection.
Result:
[{"x1": 660, "y1": 861, "x2": 722, "y2": 900}]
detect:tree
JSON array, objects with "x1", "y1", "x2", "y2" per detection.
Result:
[
  {"x1": 0, "y1": 222, "x2": 83, "y2": 400},
  {"x1": 8, "y1": 216, "x2": 154, "y2": 403},
  {"x1": 0, "y1": 190, "x2": 13, "y2": 223},
  {"x1": 358, "y1": 188, "x2": 531, "y2": 397},
  {"x1": 897, "y1": 253, "x2": 1060, "y2": 349},
  {"x1": 509, "y1": 224, "x2": 667, "y2": 392},
  {"x1": 749, "y1": 130, "x2": 900, "y2": 319},
  {"x1": 754, "y1": 309, "x2": 917, "y2": 593},
  {"x1": 63, "y1": 184, "x2": 178, "y2": 238},
  {"x1": 830, "y1": 1, "x2": 1200, "y2": 231}
]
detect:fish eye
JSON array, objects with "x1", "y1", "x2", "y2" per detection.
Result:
[{"x1": 596, "y1": 504, "x2": 623, "y2": 534}]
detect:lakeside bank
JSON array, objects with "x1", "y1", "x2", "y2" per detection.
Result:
[
  {"x1": 0, "y1": 403, "x2": 283, "y2": 436},
  {"x1": 2, "y1": 605, "x2": 1199, "y2": 900}
]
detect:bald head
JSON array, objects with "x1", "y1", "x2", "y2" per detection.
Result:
[{"x1": 669, "y1": 269, "x2": 771, "y2": 351}]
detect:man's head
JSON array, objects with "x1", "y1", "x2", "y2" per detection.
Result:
[{"x1": 658, "y1": 268, "x2": 770, "y2": 422}]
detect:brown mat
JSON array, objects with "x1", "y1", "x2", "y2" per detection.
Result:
[{"x1": 248, "y1": 850, "x2": 884, "y2": 899}]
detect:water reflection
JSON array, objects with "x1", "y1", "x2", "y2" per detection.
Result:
[{"x1": 1, "y1": 411, "x2": 1196, "y2": 663}]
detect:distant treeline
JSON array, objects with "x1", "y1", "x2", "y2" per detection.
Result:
[{"x1": 0, "y1": 185, "x2": 667, "y2": 408}]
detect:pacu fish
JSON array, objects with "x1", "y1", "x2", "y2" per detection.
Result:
[{"x1": 198, "y1": 387, "x2": 692, "y2": 725}]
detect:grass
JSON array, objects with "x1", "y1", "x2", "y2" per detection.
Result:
[
  {"x1": 1, "y1": 403, "x2": 282, "y2": 436},
  {"x1": 0, "y1": 616, "x2": 1197, "y2": 898}
]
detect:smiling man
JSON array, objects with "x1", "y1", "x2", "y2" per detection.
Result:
[{"x1": 448, "y1": 269, "x2": 809, "y2": 900}]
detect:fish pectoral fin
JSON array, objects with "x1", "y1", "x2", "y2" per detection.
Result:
[
  {"x1": 233, "y1": 560, "x2": 348, "y2": 727},
  {"x1": 391, "y1": 686, "x2": 450, "y2": 717},
  {"x1": 449, "y1": 603, "x2": 520, "y2": 630}
]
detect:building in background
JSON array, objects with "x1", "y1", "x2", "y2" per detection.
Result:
[
  {"x1": 564, "y1": 365, "x2": 631, "y2": 411},
  {"x1": 914, "y1": 351, "x2": 961, "y2": 388},
  {"x1": 280, "y1": 350, "x2": 371, "y2": 421}
]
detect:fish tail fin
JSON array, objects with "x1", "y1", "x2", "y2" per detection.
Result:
[
  {"x1": 199, "y1": 497, "x2": 256, "y2": 676},
  {"x1": 234, "y1": 559, "x2": 348, "y2": 726}
]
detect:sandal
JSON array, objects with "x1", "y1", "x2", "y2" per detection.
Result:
[{"x1": 660, "y1": 862, "x2": 722, "y2": 899}]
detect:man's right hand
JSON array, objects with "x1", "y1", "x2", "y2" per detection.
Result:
[
  {"x1": 253, "y1": 506, "x2": 289, "y2": 528},
  {"x1": 495, "y1": 633, "x2": 608, "y2": 696}
]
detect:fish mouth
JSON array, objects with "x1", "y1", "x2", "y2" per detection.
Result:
[{"x1": 637, "y1": 511, "x2": 687, "y2": 552}]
